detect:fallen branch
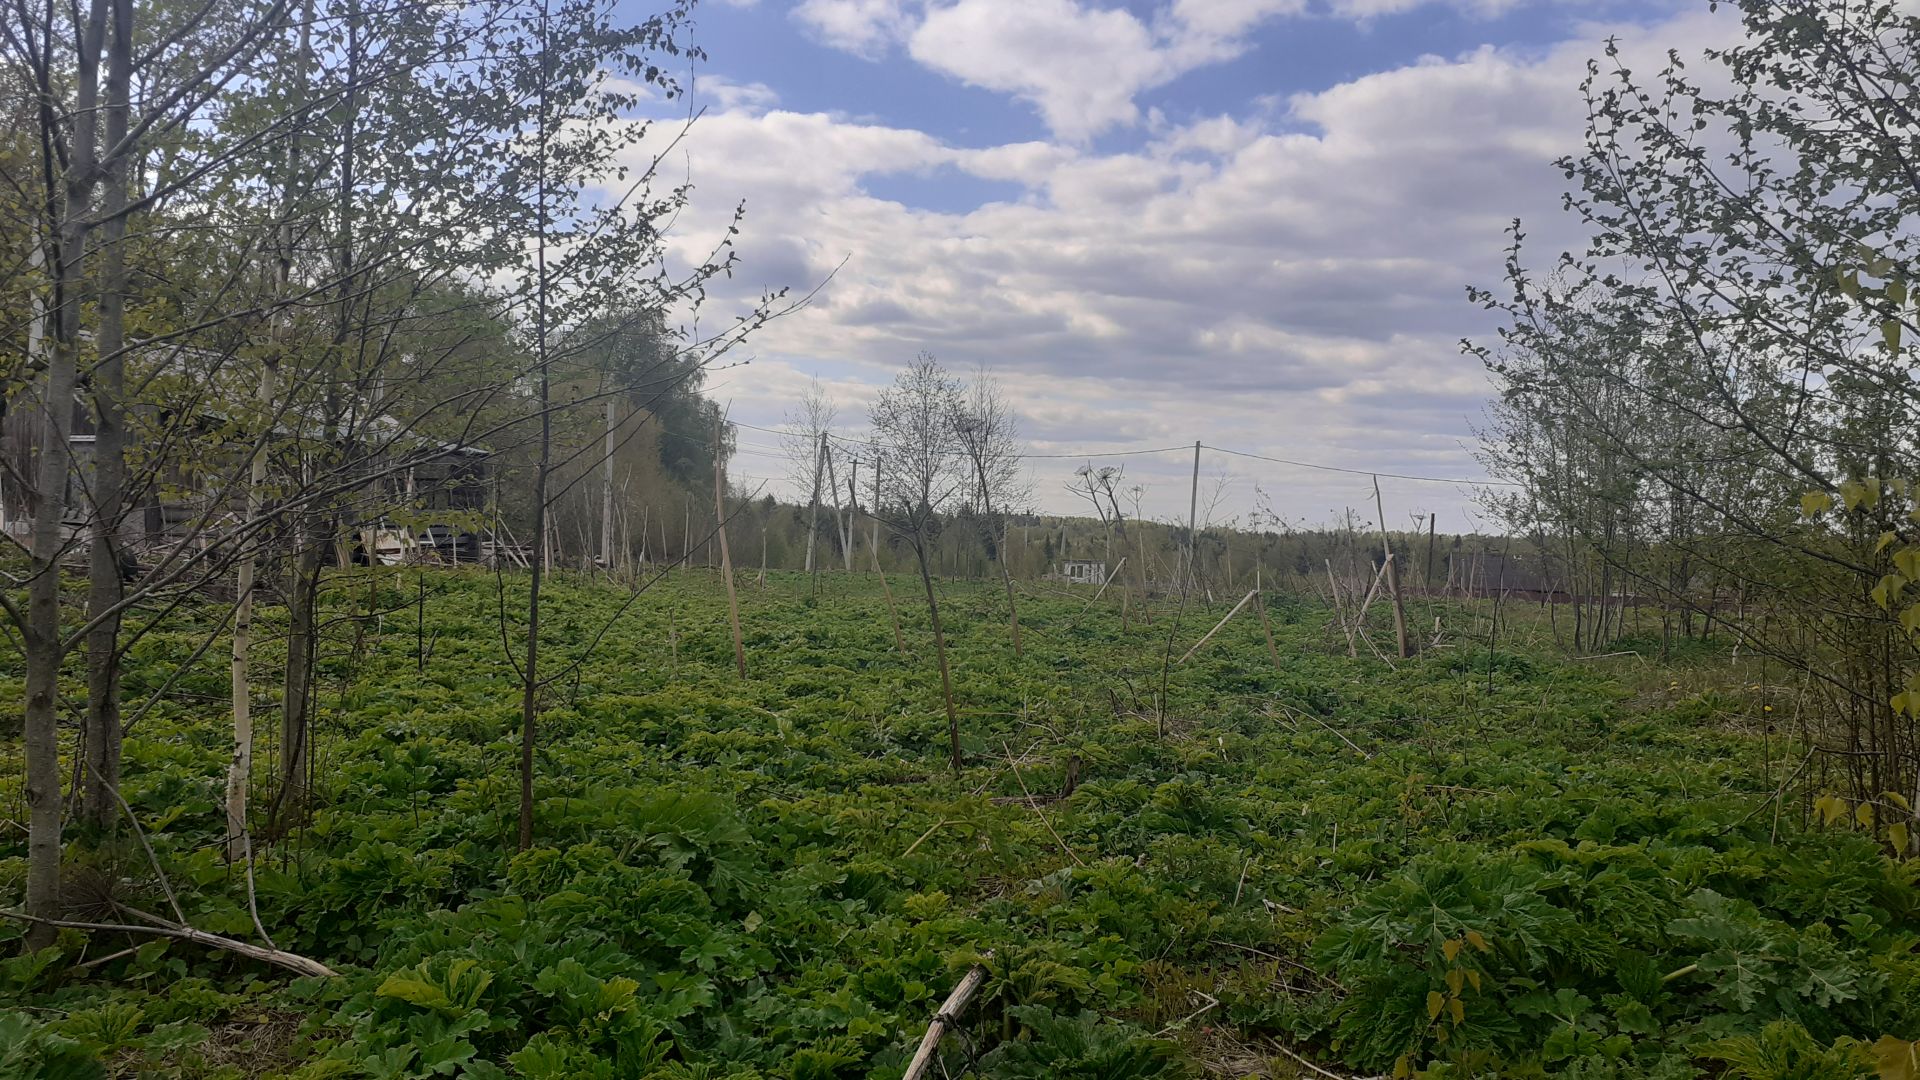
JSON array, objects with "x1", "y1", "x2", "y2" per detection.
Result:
[
  {"x1": 902, "y1": 956, "x2": 991, "y2": 1080},
  {"x1": 0, "y1": 907, "x2": 336, "y2": 978}
]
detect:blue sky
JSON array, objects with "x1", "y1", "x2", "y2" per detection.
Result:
[{"x1": 618, "y1": 0, "x2": 1726, "y2": 528}]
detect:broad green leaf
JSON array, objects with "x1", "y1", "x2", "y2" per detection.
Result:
[{"x1": 1871, "y1": 574, "x2": 1905, "y2": 611}]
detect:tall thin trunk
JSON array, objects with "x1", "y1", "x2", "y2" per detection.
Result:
[
  {"x1": 82, "y1": 0, "x2": 134, "y2": 830},
  {"x1": 601, "y1": 395, "x2": 615, "y2": 568},
  {"x1": 824, "y1": 441, "x2": 853, "y2": 573},
  {"x1": 805, "y1": 431, "x2": 824, "y2": 592},
  {"x1": 228, "y1": 362, "x2": 274, "y2": 861},
  {"x1": 984, "y1": 493, "x2": 1021, "y2": 656},
  {"x1": 914, "y1": 540, "x2": 962, "y2": 770},
  {"x1": 265, "y1": 0, "x2": 318, "y2": 832},
  {"x1": 24, "y1": 0, "x2": 110, "y2": 946},
  {"x1": 518, "y1": 0, "x2": 554, "y2": 852},
  {"x1": 272, "y1": 542, "x2": 319, "y2": 828},
  {"x1": 713, "y1": 415, "x2": 745, "y2": 678}
]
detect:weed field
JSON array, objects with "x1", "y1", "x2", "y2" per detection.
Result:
[{"x1": 3, "y1": 569, "x2": 1915, "y2": 1078}]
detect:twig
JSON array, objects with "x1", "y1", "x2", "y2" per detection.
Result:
[
  {"x1": 0, "y1": 908, "x2": 335, "y2": 978},
  {"x1": 1152, "y1": 990, "x2": 1219, "y2": 1038},
  {"x1": 242, "y1": 832, "x2": 276, "y2": 950},
  {"x1": 1269, "y1": 1039, "x2": 1380, "y2": 1080},
  {"x1": 1207, "y1": 939, "x2": 1344, "y2": 990},
  {"x1": 86, "y1": 759, "x2": 185, "y2": 925},
  {"x1": 902, "y1": 956, "x2": 991, "y2": 1080},
  {"x1": 1728, "y1": 745, "x2": 1818, "y2": 835},
  {"x1": 1271, "y1": 701, "x2": 1371, "y2": 759},
  {"x1": 1179, "y1": 588, "x2": 1259, "y2": 664},
  {"x1": 76, "y1": 945, "x2": 140, "y2": 970},
  {"x1": 903, "y1": 819, "x2": 947, "y2": 857},
  {"x1": 1001, "y1": 739, "x2": 1084, "y2": 866}
]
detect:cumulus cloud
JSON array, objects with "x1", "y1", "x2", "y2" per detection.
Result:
[
  {"x1": 627, "y1": 5, "x2": 1737, "y2": 524},
  {"x1": 791, "y1": 0, "x2": 915, "y2": 57},
  {"x1": 794, "y1": 0, "x2": 1310, "y2": 140}
]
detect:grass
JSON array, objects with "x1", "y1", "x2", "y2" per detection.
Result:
[{"x1": 1, "y1": 566, "x2": 1911, "y2": 1079}]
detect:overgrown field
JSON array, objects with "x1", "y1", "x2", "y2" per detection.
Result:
[{"x1": 2, "y1": 569, "x2": 1916, "y2": 1079}]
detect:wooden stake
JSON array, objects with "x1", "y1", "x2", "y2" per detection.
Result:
[
  {"x1": 1179, "y1": 588, "x2": 1259, "y2": 664},
  {"x1": 872, "y1": 533, "x2": 906, "y2": 654},
  {"x1": 1186, "y1": 440, "x2": 1201, "y2": 583},
  {"x1": 1255, "y1": 567, "x2": 1283, "y2": 671},
  {"x1": 713, "y1": 414, "x2": 747, "y2": 679},
  {"x1": 1325, "y1": 559, "x2": 1357, "y2": 658},
  {"x1": 1423, "y1": 511, "x2": 1437, "y2": 593},
  {"x1": 902, "y1": 958, "x2": 992, "y2": 1080},
  {"x1": 1078, "y1": 556, "x2": 1125, "y2": 614},
  {"x1": 1373, "y1": 475, "x2": 1410, "y2": 658}
]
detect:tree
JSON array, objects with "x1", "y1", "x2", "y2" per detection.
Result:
[
  {"x1": 1471, "y1": 0, "x2": 1920, "y2": 807},
  {"x1": 784, "y1": 377, "x2": 835, "y2": 579},
  {"x1": 953, "y1": 365, "x2": 1028, "y2": 654},
  {"x1": 868, "y1": 355, "x2": 970, "y2": 769}
]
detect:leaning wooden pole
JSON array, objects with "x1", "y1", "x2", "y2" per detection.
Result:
[
  {"x1": 1185, "y1": 440, "x2": 1201, "y2": 583},
  {"x1": 1179, "y1": 587, "x2": 1260, "y2": 664},
  {"x1": 902, "y1": 959, "x2": 991, "y2": 1080},
  {"x1": 1373, "y1": 475, "x2": 1411, "y2": 658},
  {"x1": 872, "y1": 527, "x2": 907, "y2": 654},
  {"x1": 1255, "y1": 567, "x2": 1283, "y2": 671},
  {"x1": 1326, "y1": 558, "x2": 1357, "y2": 658},
  {"x1": 714, "y1": 415, "x2": 747, "y2": 679}
]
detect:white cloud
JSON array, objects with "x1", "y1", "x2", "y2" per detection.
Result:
[
  {"x1": 794, "y1": 0, "x2": 1308, "y2": 140},
  {"x1": 694, "y1": 76, "x2": 781, "y2": 113},
  {"x1": 1326, "y1": 0, "x2": 1522, "y2": 17},
  {"x1": 621, "y1": 5, "x2": 1738, "y2": 524},
  {"x1": 910, "y1": 0, "x2": 1185, "y2": 140},
  {"x1": 791, "y1": 0, "x2": 914, "y2": 57}
]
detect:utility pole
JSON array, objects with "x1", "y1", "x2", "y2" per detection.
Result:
[
  {"x1": 1424, "y1": 512, "x2": 1437, "y2": 592},
  {"x1": 870, "y1": 460, "x2": 881, "y2": 559},
  {"x1": 1186, "y1": 440, "x2": 1201, "y2": 586}
]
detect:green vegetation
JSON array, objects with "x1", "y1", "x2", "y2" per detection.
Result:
[{"x1": 3, "y1": 570, "x2": 1913, "y2": 1078}]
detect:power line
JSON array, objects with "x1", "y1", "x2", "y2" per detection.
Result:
[
  {"x1": 733, "y1": 419, "x2": 1512, "y2": 487},
  {"x1": 1205, "y1": 444, "x2": 1521, "y2": 487}
]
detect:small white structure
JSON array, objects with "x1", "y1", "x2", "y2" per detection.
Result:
[{"x1": 1056, "y1": 560, "x2": 1107, "y2": 585}]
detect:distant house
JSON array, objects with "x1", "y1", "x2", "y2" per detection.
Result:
[
  {"x1": 1, "y1": 381, "x2": 492, "y2": 564},
  {"x1": 1054, "y1": 560, "x2": 1108, "y2": 585}
]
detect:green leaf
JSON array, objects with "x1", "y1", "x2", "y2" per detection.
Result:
[
  {"x1": 1613, "y1": 999, "x2": 1658, "y2": 1035},
  {"x1": 1871, "y1": 574, "x2": 1905, "y2": 611}
]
